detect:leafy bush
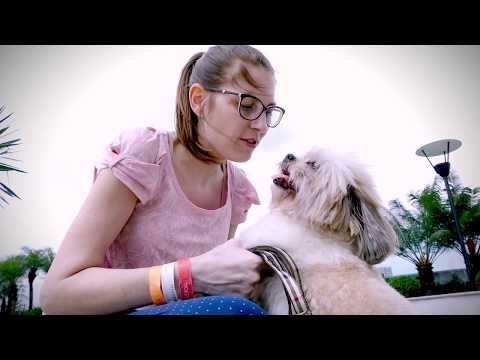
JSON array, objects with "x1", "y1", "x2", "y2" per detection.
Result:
[
  {"x1": 476, "y1": 272, "x2": 480, "y2": 289},
  {"x1": 433, "y1": 275, "x2": 469, "y2": 295},
  {"x1": 16, "y1": 307, "x2": 43, "y2": 316},
  {"x1": 387, "y1": 273, "x2": 475, "y2": 297},
  {"x1": 386, "y1": 275, "x2": 422, "y2": 298}
]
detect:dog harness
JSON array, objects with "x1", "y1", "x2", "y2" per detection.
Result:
[{"x1": 249, "y1": 246, "x2": 312, "y2": 315}]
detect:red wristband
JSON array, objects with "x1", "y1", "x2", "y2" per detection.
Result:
[{"x1": 177, "y1": 258, "x2": 194, "y2": 300}]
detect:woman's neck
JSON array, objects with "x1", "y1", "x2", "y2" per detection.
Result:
[{"x1": 172, "y1": 140, "x2": 224, "y2": 186}]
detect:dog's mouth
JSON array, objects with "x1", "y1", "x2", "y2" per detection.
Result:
[{"x1": 272, "y1": 166, "x2": 295, "y2": 191}]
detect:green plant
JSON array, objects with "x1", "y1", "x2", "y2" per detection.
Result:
[
  {"x1": 17, "y1": 307, "x2": 43, "y2": 316},
  {"x1": 433, "y1": 275, "x2": 469, "y2": 295},
  {"x1": 0, "y1": 255, "x2": 27, "y2": 314},
  {"x1": 389, "y1": 182, "x2": 452, "y2": 294},
  {"x1": 21, "y1": 247, "x2": 55, "y2": 310},
  {"x1": 0, "y1": 105, "x2": 26, "y2": 206},
  {"x1": 438, "y1": 175, "x2": 480, "y2": 284},
  {"x1": 386, "y1": 275, "x2": 422, "y2": 298}
]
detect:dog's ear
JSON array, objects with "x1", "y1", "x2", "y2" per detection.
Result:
[{"x1": 347, "y1": 185, "x2": 398, "y2": 265}]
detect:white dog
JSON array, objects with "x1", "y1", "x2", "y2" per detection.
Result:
[{"x1": 238, "y1": 148, "x2": 415, "y2": 315}]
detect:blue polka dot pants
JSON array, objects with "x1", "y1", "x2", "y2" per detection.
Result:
[{"x1": 128, "y1": 296, "x2": 266, "y2": 315}]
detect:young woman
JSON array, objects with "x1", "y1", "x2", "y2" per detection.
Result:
[{"x1": 40, "y1": 45, "x2": 285, "y2": 315}]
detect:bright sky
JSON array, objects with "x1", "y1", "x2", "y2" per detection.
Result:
[{"x1": 1, "y1": 46, "x2": 479, "y2": 305}]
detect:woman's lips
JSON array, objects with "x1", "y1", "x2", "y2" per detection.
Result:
[{"x1": 240, "y1": 138, "x2": 258, "y2": 148}]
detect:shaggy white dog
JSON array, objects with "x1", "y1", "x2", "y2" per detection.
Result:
[{"x1": 238, "y1": 148, "x2": 415, "y2": 315}]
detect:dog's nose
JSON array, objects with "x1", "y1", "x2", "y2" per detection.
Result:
[{"x1": 285, "y1": 153, "x2": 296, "y2": 162}]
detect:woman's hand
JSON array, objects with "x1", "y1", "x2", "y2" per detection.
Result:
[{"x1": 189, "y1": 237, "x2": 265, "y2": 297}]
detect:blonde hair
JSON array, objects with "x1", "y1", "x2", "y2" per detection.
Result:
[{"x1": 174, "y1": 45, "x2": 274, "y2": 164}]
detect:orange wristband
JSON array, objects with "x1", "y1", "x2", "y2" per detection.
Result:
[{"x1": 149, "y1": 266, "x2": 166, "y2": 305}]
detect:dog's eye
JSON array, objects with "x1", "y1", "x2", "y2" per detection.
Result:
[{"x1": 306, "y1": 161, "x2": 318, "y2": 169}]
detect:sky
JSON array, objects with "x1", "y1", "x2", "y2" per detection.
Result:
[{"x1": 0, "y1": 45, "x2": 479, "y2": 308}]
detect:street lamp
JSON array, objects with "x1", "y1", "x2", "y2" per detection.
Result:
[{"x1": 416, "y1": 139, "x2": 476, "y2": 291}]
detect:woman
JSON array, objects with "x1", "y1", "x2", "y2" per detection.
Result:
[{"x1": 40, "y1": 45, "x2": 285, "y2": 315}]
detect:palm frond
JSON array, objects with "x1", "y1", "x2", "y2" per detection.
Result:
[
  {"x1": 0, "y1": 193, "x2": 9, "y2": 205},
  {"x1": 0, "y1": 163, "x2": 27, "y2": 173},
  {"x1": 0, "y1": 182, "x2": 21, "y2": 200},
  {"x1": 389, "y1": 183, "x2": 457, "y2": 266},
  {"x1": 0, "y1": 126, "x2": 10, "y2": 137},
  {"x1": 0, "y1": 138, "x2": 22, "y2": 149},
  {"x1": 0, "y1": 111, "x2": 13, "y2": 125},
  {"x1": 0, "y1": 105, "x2": 25, "y2": 206}
]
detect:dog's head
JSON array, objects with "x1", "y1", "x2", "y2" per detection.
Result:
[{"x1": 271, "y1": 147, "x2": 397, "y2": 265}]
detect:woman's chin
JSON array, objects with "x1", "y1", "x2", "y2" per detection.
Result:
[{"x1": 228, "y1": 150, "x2": 253, "y2": 163}]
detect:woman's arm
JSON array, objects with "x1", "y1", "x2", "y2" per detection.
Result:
[
  {"x1": 41, "y1": 170, "x2": 263, "y2": 314},
  {"x1": 40, "y1": 169, "x2": 151, "y2": 314}
]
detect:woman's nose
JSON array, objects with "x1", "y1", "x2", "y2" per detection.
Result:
[{"x1": 250, "y1": 113, "x2": 269, "y2": 133}]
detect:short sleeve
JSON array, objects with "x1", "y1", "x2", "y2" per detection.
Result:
[
  {"x1": 230, "y1": 165, "x2": 261, "y2": 225},
  {"x1": 93, "y1": 127, "x2": 166, "y2": 205}
]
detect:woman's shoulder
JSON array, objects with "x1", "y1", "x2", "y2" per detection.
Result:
[
  {"x1": 116, "y1": 126, "x2": 171, "y2": 147},
  {"x1": 94, "y1": 127, "x2": 174, "y2": 205},
  {"x1": 112, "y1": 126, "x2": 172, "y2": 164}
]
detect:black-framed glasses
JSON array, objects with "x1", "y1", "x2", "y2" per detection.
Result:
[{"x1": 205, "y1": 88, "x2": 285, "y2": 128}]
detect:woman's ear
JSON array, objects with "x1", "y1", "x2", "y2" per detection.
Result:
[{"x1": 189, "y1": 83, "x2": 208, "y2": 118}]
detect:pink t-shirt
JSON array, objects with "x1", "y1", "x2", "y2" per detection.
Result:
[{"x1": 93, "y1": 127, "x2": 260, "y2": 269}]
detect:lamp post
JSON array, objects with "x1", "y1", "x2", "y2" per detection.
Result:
[{"x1": 416, "y1": 139, "x2": 476, "y2": 291}]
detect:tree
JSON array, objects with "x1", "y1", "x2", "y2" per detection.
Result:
[
  {"x1": 0, "y1": 255, "x2": 27, "y2": 314},
  {"x1": 21, "y1": 247, "x2": 55, "y2": 311},
  {"x1": 0, "y1": 105, "x2": 26, "y2": 206},
  {"x1": 389, "y1": 182, "x2": 452, "y2": 295},
  {"x1": 435, "y1": 174, "x2": 480, "y2": 283},
  {"x1": 0, "y1": 279, "x2": 8, "y2": 314}
]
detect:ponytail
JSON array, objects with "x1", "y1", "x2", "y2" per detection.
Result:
[{"x1": 174, "y1": 52, "x2": 221, "y2": 164}]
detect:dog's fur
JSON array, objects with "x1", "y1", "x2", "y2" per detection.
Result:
[{"x1": 238, "y1": 148, "x2": 415, "y2": 315}]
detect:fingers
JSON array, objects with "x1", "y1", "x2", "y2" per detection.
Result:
[
  {"x1": 251, "y1": 253, "x2": 265, "y2": 269},
  {"x1": 225, "y1": 238, "x2": 264, "y2": 268},
  {"x1": 204, "y1": 238, "x2": 265, "y2": 297}
]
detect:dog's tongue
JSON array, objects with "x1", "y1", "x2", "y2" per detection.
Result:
[{"x1": 272, "y1": 174, "x2": 290, "y2": 190}]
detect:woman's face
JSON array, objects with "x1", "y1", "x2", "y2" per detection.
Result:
[{"x1": 192, "y1": 62, "x2": 277, "y2": 163}]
